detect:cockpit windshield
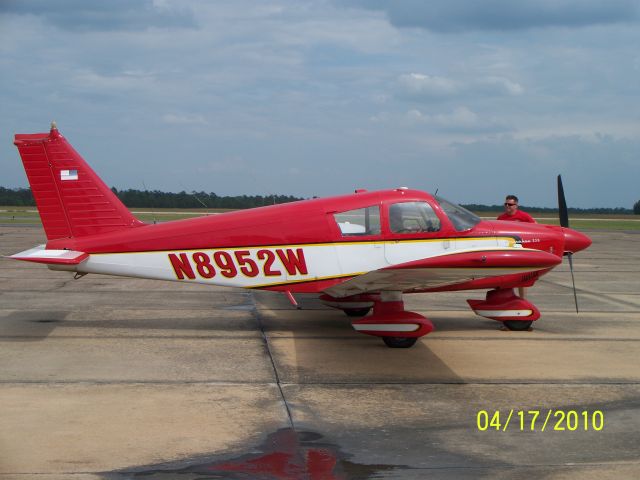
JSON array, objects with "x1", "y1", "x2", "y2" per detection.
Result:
[{"x1": 435, "y1": 196, "x2": 481, "y2": 231}]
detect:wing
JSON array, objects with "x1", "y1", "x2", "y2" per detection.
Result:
[{"x1": 323, "y1": 248, "x2": 561, "y2": 298}]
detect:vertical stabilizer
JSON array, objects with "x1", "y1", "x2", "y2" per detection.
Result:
[{"x1": 14, "y1": 123, "x2": 144, "y2": 240}]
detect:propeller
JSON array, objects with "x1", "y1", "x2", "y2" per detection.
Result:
[
  {"x1": 557, "y1": 175, "x2": 579, "y2": 313},
  {"x1": 557, "y1": 175, "x2": 569, "y2": 228}
]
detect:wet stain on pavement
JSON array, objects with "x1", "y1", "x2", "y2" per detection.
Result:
[
  {"x1": 109, "y1": 428, "x2": 399, "y2": 479},
  {"x1": 0, "y1": 310, "x2": 66, "y2": 341}
]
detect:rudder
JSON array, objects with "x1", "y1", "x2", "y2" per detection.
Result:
[{"x1": 14, "y1": 123, "x2": 144, "y2": 240}]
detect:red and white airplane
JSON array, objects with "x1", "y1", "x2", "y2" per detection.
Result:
[{"x1": 9, "y1": 124, "x2": 591, "y2": 348}]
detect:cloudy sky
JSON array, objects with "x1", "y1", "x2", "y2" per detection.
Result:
[{"x1": 1, "y1": 0, "x2": 639, "y2": 208}]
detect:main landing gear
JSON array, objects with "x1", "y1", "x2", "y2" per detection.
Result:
[
  {"x1": 503, "y1": 320, "x2": 533, "y2": 331},
  {"x1": 343, "y1": 307, "x2": 371, "y2": 318},
  {"x1": 321, "y1": 292, "x2": 433, "y2": 348},
  {"x1": 467, "y1": 288, "x2": 540, "y2": 331},
  {"x1": 322, "y1": 288, "x2": 537, "y2": 347},
  {"x1": 382, "y1": 336, "x2": 418, "y2": 348}
]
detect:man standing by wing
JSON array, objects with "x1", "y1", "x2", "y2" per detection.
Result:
[
  {"x1": 497, "y1": 195, "x2": 536, "y2": 223},
  {"x1": 497, "y1": 195, "x2": 535, "y2": 299}
]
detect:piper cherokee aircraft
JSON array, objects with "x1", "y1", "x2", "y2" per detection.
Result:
[{"x1": 9, "y1": 123, "x2": 591, "y2": 348}]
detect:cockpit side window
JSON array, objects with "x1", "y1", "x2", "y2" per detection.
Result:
[
  {"x1": 389, "y1": 202, "x2": 441, "y2": 234},
  {"x1": 333, "y1": 206, "x2": 381, "y2": 236}
]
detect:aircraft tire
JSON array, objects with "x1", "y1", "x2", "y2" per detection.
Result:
[
  {"x1": 382, "y1": 337, "x2": 418, "y2": 348},
  {"x1": 343, "y1": 308, "x2": 371, "y2": 317},
  {"x1": 503, "y1": 320, "x2": 533, "y2": 331}
]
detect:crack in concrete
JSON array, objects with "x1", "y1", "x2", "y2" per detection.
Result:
[{"x1": 250, "y1": 291, "x2": 295, "y2": 430}]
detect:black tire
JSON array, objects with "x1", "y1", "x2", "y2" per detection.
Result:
[
  {"x1": 503, "y1": 320, "x2": 533, "y2": 331},
  {"x1": 344, "y1": 308, "x2": 371, "y2": 317},
  {"x1": 382, "y1": 337, "x2": 418, "y2": 348}
]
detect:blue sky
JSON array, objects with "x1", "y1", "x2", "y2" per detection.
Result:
[{"x1": 1, "y1": 0, "x2": 639, "y2": 208}]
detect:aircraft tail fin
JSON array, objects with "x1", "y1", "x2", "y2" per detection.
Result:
[{"x1": 14, "y1": 123, "x2": 144, "y2": 240}]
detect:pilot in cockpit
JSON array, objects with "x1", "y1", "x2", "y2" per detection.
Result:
[{"x1": 389, "y1": 204, "x2": 405, "y2": 233}]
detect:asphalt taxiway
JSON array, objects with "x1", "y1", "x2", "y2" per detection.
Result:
[{"x1": 0, "y1": 225, "x2": 639, "y2": 479}]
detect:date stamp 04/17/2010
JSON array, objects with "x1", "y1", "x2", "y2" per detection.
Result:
[{"x1": 476, "y1": 410, "x2": 604, "y2": 432}]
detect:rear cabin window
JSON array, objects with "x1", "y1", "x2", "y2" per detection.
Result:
[
  {"x1": 389, "y1": 202, "x2": 441, "y2": 233},
  {"x1": 334, "y1": 206, "x2": 381, "y2": 236}
]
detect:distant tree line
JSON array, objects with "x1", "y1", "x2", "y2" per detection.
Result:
[
  {"x1": 0, "y1": 186, "x2": 302, "y2": 209},
  {"x1": 0, "y1": 186, "x2": 637, "y2": 214},
  {"x1": 464, "y1": 203, "x2": 634, "y2": 215},
  {"x1": 110, "y1": 188, "x2": 302, "y2": 209},
  {"x1": 0, "y1": 187, "x2": 34, "y2": 206}
]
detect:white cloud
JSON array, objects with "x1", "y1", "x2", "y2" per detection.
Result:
[
  {"x1": 343, "y1": 0, "x2": 640, "y2": 32},
  {"x1": 1, "y1": 0, "x2": 196, "y2": 31},
  {"x1": 433, "y1": 107, "x2": 479, "y2": 128},
  {"x1": 162, "y1": 113, "x2": 208, "y2": 126},
  {"x1": 72, "y1": 69, "x2": 157, "y2": 91},
  {"x1": 479, "y1": 77, "x2": 524, "y2": 95},
  {"x1": 397, "y1": 73, "x2": 523, "y2": 101},
  {"x1": 398, "y1": 73, "x2": 458, "y2": 97},
  {"x1": 405, "y1": 107, "x2": 509, "y2": 133}
]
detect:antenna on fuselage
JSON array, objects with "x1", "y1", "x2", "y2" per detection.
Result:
[
  {"x1": 189, "y1": 189, "x2": 210, "y2": 208},
  {"x1": 179, "y1": 182, "x2": 213, "y2": 216},
  {"x1": 141, "y1": 180, "x2": 158, "y2": 225}
]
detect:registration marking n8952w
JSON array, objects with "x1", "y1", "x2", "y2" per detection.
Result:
[{"x1": 168, "y1": 248, "x2": 308, "y2": 281}]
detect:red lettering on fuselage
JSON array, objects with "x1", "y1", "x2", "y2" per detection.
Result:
[
  {"x1": 168, "y1": 248, "x2": 308, "y2": 281},
  {"x1": 168, "y1": 253, "x2": 196, "y2": 280},
  {"x1": 193, "y1": 252, "x2": 216, "y2": 278},
  {"x1": 277, "y1": 248, "x2": 308, "y2": 275},
  {"x1": 234, "y1": 250, "x2": 259, "y2": 277},
  {"x1": 257, "y1": 249, "x2": 282, "y2": 276},
  {"x1": 213, "y1": 251, "x2": 237, "y2": 278}
]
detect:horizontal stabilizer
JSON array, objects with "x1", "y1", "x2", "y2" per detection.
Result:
[{"x1": 8, "y1": 245, "x2": 88, "y2": 265}]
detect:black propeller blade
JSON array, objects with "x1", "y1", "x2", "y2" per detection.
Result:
[
  {"x1": 558, "y1": 174, "x2": 569, "y2": 228},
  {"x1": 558, "y1": 174, "x2": 579, "y2": 313}
]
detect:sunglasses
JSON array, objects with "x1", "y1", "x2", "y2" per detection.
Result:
[{"x1": 504, "y1": 203, "x2": 517, "y2": 207}]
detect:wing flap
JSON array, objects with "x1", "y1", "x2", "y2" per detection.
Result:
[
  {"x1": 324, "y1": 248, "x2": 561, "y2": 297},
  {"x1": 8, "y1": 245, "x2": 88, "y2": 265}
]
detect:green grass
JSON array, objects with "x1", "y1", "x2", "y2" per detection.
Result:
[
  {"x1": 0, "y1": 206, "x2": 233, "y2": 224},
  {"x1": 536, "y1": 219, "x2": 640, "y2": 230},
  {"x1": 479, "y1": 212, "x2": 640, "y2": 230},
  {"x1": 2, "y1": 206, "x2": 639, "y2": 230}
]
